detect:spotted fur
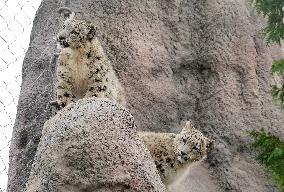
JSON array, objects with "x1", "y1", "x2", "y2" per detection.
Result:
[
  {"x1": 138, "y1": 121, "x2": 214, "y2": 186},
  {"x1": 55, "y1": 12, "x2": 125, "y2": 109}
]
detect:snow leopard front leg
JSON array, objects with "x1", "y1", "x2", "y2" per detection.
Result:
[{"x1": 54, "y1": 57, "x2": 76, "y2": 109}]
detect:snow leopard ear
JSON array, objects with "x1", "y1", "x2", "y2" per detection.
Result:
[
  {"x1": 87, "y1": 25, "x2": 97, "y2": 40},
  {"x1": 181, "y1": 121, "x2": 194, "y2": 133},
  {"x1": 58, "y1": 7, "x2": 75, "y2": 20},
  {"x1": 185, "y1": 121, "x2": 194, "y2": 131}
]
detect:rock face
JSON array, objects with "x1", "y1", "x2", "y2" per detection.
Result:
[
  {"x1": 25, "y1": 98, "x2": 166, "y2": 192},
  {"x1": 8, "y1": 0, "x2": 284, "y2": 191}
]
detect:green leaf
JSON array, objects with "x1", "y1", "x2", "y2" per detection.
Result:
[
  {"x1": 251, "y1": 0, "x2": 284, "y2": 44},
  {"x1": 268, "y1": 148, "x2": 283, "y2": 162},
  {"x1": 271, "y1": 84, "x2": 284, "y2": 109},
  {"x1": 248, "y1": 130, "x2": 284, "y2": 191},
  {"x1": 271, "y1": 59, "x2": 284, "y2": 74}
]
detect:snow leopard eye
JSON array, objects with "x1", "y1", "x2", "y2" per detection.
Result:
[{"x1": 70, "y1": 30, "x2": 79, "y2": 35}]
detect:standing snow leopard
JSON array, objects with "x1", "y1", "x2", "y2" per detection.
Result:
[{"x1": 51, "y1": 8, "x2": 125, "y2": 109}]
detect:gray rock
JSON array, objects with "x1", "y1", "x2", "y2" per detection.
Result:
[
  {"x1": 24, "y1": 98, "x2": 166, "y2": 192},
  {"x1": 8, "y1": 0, "x2": 284, "y2": 191}
]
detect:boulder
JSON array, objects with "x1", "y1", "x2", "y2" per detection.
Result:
[{"x1": 24, "y1": 98, "x2": 166, "y2": 192}]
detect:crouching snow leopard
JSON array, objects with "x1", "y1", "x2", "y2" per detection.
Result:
[
  {"x1": 51, "y1": 8, "x2": 125, "y2": 109},
  {"x1": 138, "y1": 121, "x2": 214, "y2": 186}
]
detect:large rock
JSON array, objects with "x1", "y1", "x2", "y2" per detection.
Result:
[
  {"x1": 8, "y1": 0, "x2": 284, "y2": 191},
  {"x1": 25, "y1": 98, "x2": 166, "y2": 192}
]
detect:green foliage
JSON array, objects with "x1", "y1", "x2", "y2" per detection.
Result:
[
  {"x1": 271, "y1": 84, "x2": 284, "y2": 108},
  {"x1": 248, "y1": 130, "x2": 284, "y2": 191},
  {"x1": 271, "y1": 59, "x2": 284, "y2": 74},
  {"x1": 252, "y1": 0, "x2": 284, "y2": 107},
  {"x1": 252, "y1": 0, "x2": 284, "y2": 44},
  {"x1": 249, "y1": 1, "x2": 284, "y2": 191},
  {"x1": 271, "y1": 59, "x2": 284, "y2": 107}
]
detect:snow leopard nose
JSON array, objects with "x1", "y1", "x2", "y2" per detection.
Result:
[
  {"x1": 57, "y1": 35, "x2": 69, "y2": 47},
  {"x1": 58, "y1": 35, "x2": 66, "y2": 41},
  {"x1": 179, "y1": 151, "x2": 189, "y2": 160}
]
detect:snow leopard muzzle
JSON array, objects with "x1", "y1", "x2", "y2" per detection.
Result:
[{"x1": 58, "y1": 36, "x2": 69, "y2": 48}]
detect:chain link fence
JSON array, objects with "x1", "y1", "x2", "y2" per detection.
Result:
[{"x1": 0, "y1": 1, "x2": 41, "y2": 191}]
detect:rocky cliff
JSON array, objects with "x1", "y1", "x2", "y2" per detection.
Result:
[{"x1": 8, "y1": 0, "x2": 284, "y2": 191}]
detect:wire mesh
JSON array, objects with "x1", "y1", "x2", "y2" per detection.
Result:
[{"x1": 0, "y1": 0, "x2": 41, "y2": 191}]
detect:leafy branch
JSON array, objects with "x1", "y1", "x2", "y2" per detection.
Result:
[
  {"x1": 253, "y1": 0, "x2": 284, "y2": 44},
  {"x1": 249, "y1": 1, "x2": 284, "y2": 191},
  {"x1": 248, "y1": 130, "x2": 284, "y2": 191}
]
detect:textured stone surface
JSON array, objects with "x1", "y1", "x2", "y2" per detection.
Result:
[
  {"x1": 168, "y1": 162, "x2": 219, "y2": 192},
  {"x1": 8, "y1": 0, "x2": 284, "y2": 191},
  {"x1": 25, "y1": 98, "x2": 166, "y2": 192}
]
